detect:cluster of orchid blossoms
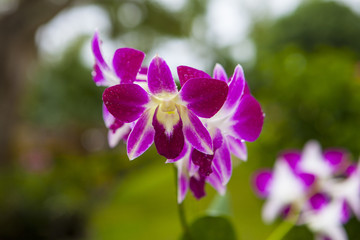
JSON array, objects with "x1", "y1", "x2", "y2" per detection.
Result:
[
  {"x1": 253, "y1": 140, "x2": 360, "y2": 240},
  {"x1": 91, "y1": 32, "x2": 264, "y2": 202}
]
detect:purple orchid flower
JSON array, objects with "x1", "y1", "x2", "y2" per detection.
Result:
[
  {"x1": 253, "y1": 153, "x2": 315, "y2": 223},
  {"x1": 172, "y1": 63, "x2": 264, "y2": 202},
  {"x1": 103, "y1": 55, "x2": 229, "y2": 160},
  {"x1": 253, "y1": 141, "x2": 360, "y2": 240},
  {"x1": 91, "y1": 32, "x2": 147, "y2": 148},
  {"x1": 301, "y1": 195, "x2": 350, "y2": 240}
]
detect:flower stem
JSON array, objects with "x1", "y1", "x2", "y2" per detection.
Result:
[
  {"x1": 173, "y1": 166, "x2": 192, "y2": 239},
  {"x1": 266, "y1": 219, "x2": 295, "y2": 240}
]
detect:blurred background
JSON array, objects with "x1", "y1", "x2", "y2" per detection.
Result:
[{"x1": 1, "y1": 0, "x2": 360, "y2": 239}]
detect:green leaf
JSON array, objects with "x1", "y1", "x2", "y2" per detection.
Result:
[{"x1": 181, "y1": 216, "x2": 237, "y2": 240}]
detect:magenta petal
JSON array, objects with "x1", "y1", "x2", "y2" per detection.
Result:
[
  {"x1": 230, "y1": 94, "x2": 264, "y2": 142},
  {"x1": 190, "y1": 176, "x2": 206, "y2": 200},
  {"x1": 178, "y1": 168, "x2": 189, "y2": 203},
  {"x1": 166, "y1": 142, "x2": 189, "y2": 163},
  {"x1": 280, "y1": 150, "x2": 301, "y2": 170},
  {"x1": 103, "y1": 84, "x2": 150, "y2": 122},
  {"x1": 253, "y1": 170, "x2": 273, "y2": 198},
  {"x1": 298, "y1": 173, "x2": 316, "y2": 189},
  {"x1": 112, "y1": 48, "x2": 145, "y2": 84},
  {"x1": 324, "y1": 149, "x2": 347, "y2": 172},
  {"x1": 308, "y1": 193, "x2": 329, "y2": 212},
  {"x1": 213, "y1": 137, "x2": 232, "y2": 185},
  {"x1": 191, "y1": 148, "x2": 213, "y2": 177},
  {"x1": 181, "y1": 109, "x2": 213, "y2": 154},
  {"x1": 148, "y1": 56, "x2": 177, "y2": 95},
  {"x1": 180, "y1": 78, "x2": 228, "y2": 118},
  {"x1": 127, "y1": 109, "x2": 155, "y2": 160},
  {"x1": 177, "y1": 65, "x2": 211, "y2": 86},
  {"x1": 152, "y1": 107, "x2": 184, "y2": 159},
  {"x1": 92, "y1": 31, "x2": 107, "y2": 68},
  {"x1": 207, "y1": 170, "x2": 226, "y2": 195},
  {"x1": 222, "y1": 65, "x2": 245, "y2": 112},
  {"x1": 227, "y1": 135, "x2": 247, "y2": 160},
  {"x1": 212, "y1": 63, "x2": 228, "y2": 83}
]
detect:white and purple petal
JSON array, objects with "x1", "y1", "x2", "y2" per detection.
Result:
[
  {"x1": 112, "y1": 48, "x2": 145, "y2": 84},
  {"x1": 323, "y1": 149, "x2": 348, "y2": 173},
  {"x1": 180, "y1": 78, "x2": 228, "y2": 118},
  {"x1": 91, "y1": 32, "x2": 111, "y2": 86},
  {"x1": 212, "y1": 63, "x2": 228, "y2": 83},
  {"x1": 207, "y1": 169, "x2": 226, "y2": 195},
  {"x1": 177, "y1": 65, "x2": 211, "y2": 86},
  {"x1": 212, "y1": 132, "x2": 232, "y2": 185},
  {"x1": 221, "y1": 65, "x2": 245, "y2": 112},
  {"x1": 103, "y1": 84, "x2": 150, "y2": 122},
  {"x1": 226, "y1": 135, "x2": 247, "y2": 161},
  {"x1": 180, "y1": 107, "x2": 213, "y2": 154},
  {"x1": 230, "y1": 94, "x2": 264, "y2": 142},
  {"x1": 148, "y1": 56, "x2": 177, "y2": 95},
  {"x1": 127, "y1": 108, "x2": 156, "y2": 160},
  {"x1": 177, "y1": 164, "x2": 189, "y2": 203}
]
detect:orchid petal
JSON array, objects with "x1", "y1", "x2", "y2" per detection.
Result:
[
  {"x1": 212, "y1": 133, "x2": 232, "y2": 185},
  {"x1": 177, "y1": 65, "x2": 211, "y2": 86},
  {"x1": 177, "y1": 165, "x2": 189, "y2": 203},
  {"x1": 308, "y1": 193, "x2": 330, "y2": 212},
  {"x1": 227, "y1": 135, "x2": 247, "y2": 161},
  {"x1": 152, "y1": 106, "x2": 184, "y2": 159},
  {"x1": 91, "y1": 32, "x2": 111, "y2": 86},
  {"x1": 112, "y1": 48, "x2": 145, "y2": 84},
  {"x1": 103, "y1": 84, "x2": 150, "y2": 122},
  {"x1": 189, "y1": 176, "x2": 206, "y2": 200},
  {"x1": 212, "y1": 63, "x2": 228, "y2": 83},
  {"x1": 207, "y1": 170, "x2": 226, "y2": 195},
  {"x1": 222, "y1": 65, "x2": 245, "y2": 112},
  {"x1": 180, "y1": 78, "x2": 228, "y2": 118},
  {"x1": 166, "y1": 142, "x2": 189, "y2": 163},
  {"x1": 148, "y1": 56, "x2": 177, "y2": 95},
  {"x1": 253, "y1": 170, "x2": 273, "y2": 198},
  {"x1": 92, "y1": 31, "x2": 108, "y2": 69},
  {"x1": 280, "y1": 150, "x2": 301, "y2": 170},
  {"x1": 262, "y1": 198, "x2": 285, "y2": 223},
  {"x1": 108, "y1": 123, "x2": 131, "y2": 148},
  {"x1": 102, "y1": 103, "x2": 115, "y2": 128},
  {"x1": 323, "y1": 149, "x2": 347, "y2": 172},
  {"x1": 300, "y1": 141, "x2": 332, "y2": 178},
  {"x1": 127, "y1": 108, "x2": 155, "y2": 160},
  {"x1": 180, "y1": 107, "x2": 213, "y2": 154},
  {"x1": 191, "y1": 148, "x2": 213, "y2": 177},
  {"x1": 230, "y1": 94, "x2": 264, "y2": 142}
]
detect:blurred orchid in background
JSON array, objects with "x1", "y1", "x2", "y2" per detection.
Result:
[{"x1": 253, "y1": 140, "x2": 360, "y2": 240}]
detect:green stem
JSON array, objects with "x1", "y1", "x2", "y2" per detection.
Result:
[
  {"x1": 266, "y1": 219, "x2": 295, "y2": 240},
  {"x1": 173, "y1": 166, "x2": 192, "y2": 239}
]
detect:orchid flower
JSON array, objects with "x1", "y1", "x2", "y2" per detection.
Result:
[
  {"x1": 103, "y1": 56, "x2": 229, "y2": 160},
  {"x1": 91, "y1": 32, "x2": 147, "y2": 147},
  {"x1": 322, "y1": 160, "x2": 360, "y2": 219},
  {"x1": 301, "y1": 194, "x2": 350, "y2": 240},
  {"x1": 253, "y1": 152, "x2": 315, "y2": 223},
  {"x1": 172, "y1": 63, "x2": 264, "y2": 202}
]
